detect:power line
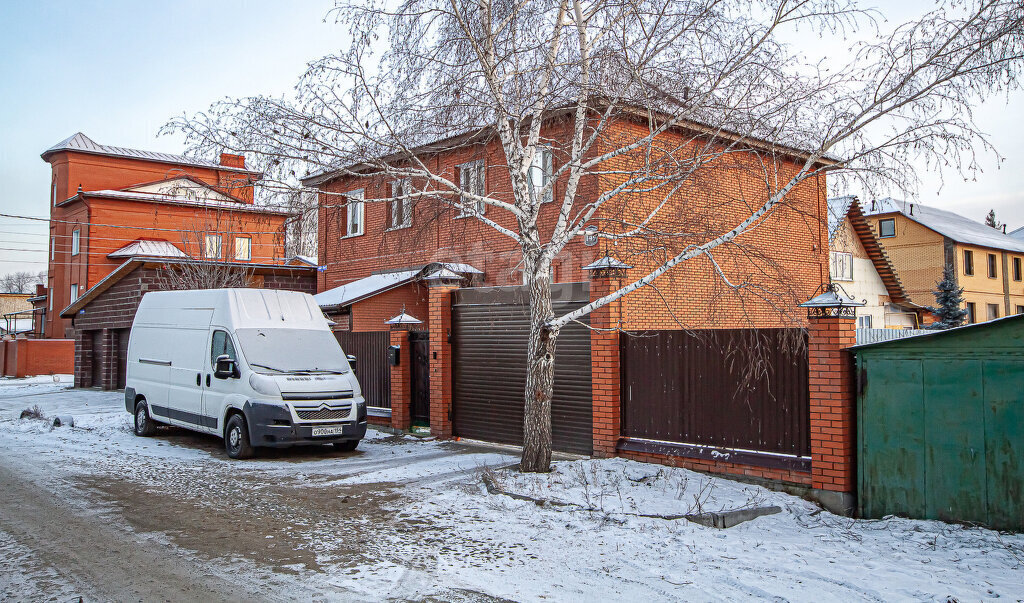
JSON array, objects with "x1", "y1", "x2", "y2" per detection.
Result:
[{"x1": 0, "y1": 212, "x2": 297, "y2": 236}]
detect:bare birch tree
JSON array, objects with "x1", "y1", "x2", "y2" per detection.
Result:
[{"x1": 167, "y1": 0, "x2": 1023, "y2": 471}]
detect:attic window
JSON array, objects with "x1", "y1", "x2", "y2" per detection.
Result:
[
  {"x1": 878, "y1": 218, "x2": 895, "y2": 238},
  {"x1": 830, "y1": 251, "x2": 853, "y2": 281},
  {"x1": 204, "y1": 234, "x2": 222, "y2": 259}
]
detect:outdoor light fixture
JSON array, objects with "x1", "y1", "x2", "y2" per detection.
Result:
[
  {"x1": 798, "y1": 281, "x2": 866, "y2": 318},
  {"x1": 582, "y1": 253, "x2": 633, "y2": 279}
]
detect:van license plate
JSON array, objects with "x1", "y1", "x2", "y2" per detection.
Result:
[{"x1": 311, "y1": 426, "x2": 345, "y2": 437}]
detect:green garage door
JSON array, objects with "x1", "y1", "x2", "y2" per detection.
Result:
[{"x1": 856, "y1": 318, "x2": 1024, "y2": 530}]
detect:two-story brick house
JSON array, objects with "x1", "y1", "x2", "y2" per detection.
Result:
[
  {"x1": 40, "y1": 133, "x2": 292, "y2": 338},
  {"x1": 865, "y1": 198, "x2": 1024, "y2": 324}
]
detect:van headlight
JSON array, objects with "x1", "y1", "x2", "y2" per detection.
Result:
[{"x1": 249, "y1": 373, "x2": 281, "y2": 397}]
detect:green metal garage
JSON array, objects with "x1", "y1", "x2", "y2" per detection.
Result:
[{"x1": 853, "y1": 316, "x2": 1024, "y2": 530}]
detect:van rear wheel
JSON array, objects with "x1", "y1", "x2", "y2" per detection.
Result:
[
  {"x1": 134, "y1": 400, "x2": 156, "y2": 437},
  {"x1": 225, "y1": 414, "x2": 254, "y2": 459}
]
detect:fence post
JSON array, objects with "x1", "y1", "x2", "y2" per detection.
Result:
[
  {"x1": 808, "y1": 314, "x2": 858, "y2": 513},
  {"x1": 585, "y1": 258, "x2": 629, "y2": 458},
  {"x1": 426, "y1": 279, "x2": 460, "y2": 439},
  {"x1": 388, "y1": 326, "x2": 413, "y2": 431}
]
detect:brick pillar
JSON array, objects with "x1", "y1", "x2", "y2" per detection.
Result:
[
  {"x1": 427, "y1": 283, "x2": 458, "y2": 438},
  {"x1": 590, "y1": 273, "x2": 624, "y2": 458},
  {"x1": 808, "y1": 315, "x2": 857, "y2": 495},
  {"x1": 389, "y1": 328, "x2": 412, "y2": 431}
]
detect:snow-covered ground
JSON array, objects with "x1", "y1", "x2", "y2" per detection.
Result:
[{"x1": 0, "y1": 377, "x2": 1022, "y2": 601}]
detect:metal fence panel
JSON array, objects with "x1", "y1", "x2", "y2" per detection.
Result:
[
  {"x1": 856, "y1": 328, "x2": 930, "y2": 345},
  {"x1": 334, "y1": 331, "x2": 391, "y2": 410}
]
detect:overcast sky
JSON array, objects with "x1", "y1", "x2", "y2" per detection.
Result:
[{"x1": 1, "y1": 1, "x2": 1021, "y2": 276}]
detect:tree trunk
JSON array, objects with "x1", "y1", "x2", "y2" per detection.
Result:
[{"x1": 521, "y1": 261, "x2": 558, "y2": 473}]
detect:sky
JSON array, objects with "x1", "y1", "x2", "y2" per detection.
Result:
[{"x1": 1, "y1": 0, "x2": 1021, "y2": 277}]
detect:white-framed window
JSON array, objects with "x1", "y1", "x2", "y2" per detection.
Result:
[
  {"x1": 204, "y1": 234, "x2": 222, "y2": 259},
  {"x1": 234, "y1": 237, "x2": 252, "y2": 261},
  {"x1": 70, "y1": 284, "x2": 79, "y2": 303},
  {"x1": 830, "y1": 251, "x2": 853, "y2": 281},
  {"x1": 71, "y1": 228, "x2": 80, "y2": 257},
  {"x1": 345, "y1": 190, "x2": 365, "y2": 236},
  {"x1": 50, "y1": 236, "x2": 55, "y2": 260},
  {"x1": 457, "y1": 160, "x2": 486, "y2": 216},
  {"x1": 389, "y1": 179, "x2": 413, "y2": 230},
  {"x1": 51, "y1": 180, "x2": 57, "y2": 207},
  {"x1": 857, "y1": 315, "x2": 872, "y2": 328},
  {"x1": 528, "y1": 146, "x2": 553, "y2": 203}
]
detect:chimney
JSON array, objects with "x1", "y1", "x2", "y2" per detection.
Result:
[
  {"x1": 909, "y1": 203, "x2": 914, "y2": 216},
  {"x1": 1003, "y1": 224, "x2": 1007, "y2": 234},
  {"x1": 35, "y1": 283, "x2": 46, "y2": 296},
  {"x1": 219, "y1": 153, "x2": 246, "y2": 169}
]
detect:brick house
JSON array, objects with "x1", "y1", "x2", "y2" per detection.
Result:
[
  {"x1": 305, "y1": 114, "x2": 859, "y2": 511},
  {"x1": 39, "y1": 133, "x2": 291, "y2": 339},
  {"x1": 59, "y1": 257, "x2": 315, "y2": 390},
  {"x1": 865, "y1": 198, "x2": 1024, "y2": 324}
]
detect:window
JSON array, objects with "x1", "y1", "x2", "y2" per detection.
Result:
[
  {"x1": 528, "y1": 146, "x2": 553, "y2": 204},
  {"x1": 830, "y1": 251, "x2": 853, "y2": 281},
  {"x1": 457, "y1": 160, "x2": 486, "y2": 216},
  {"x1": 1014, "y1": 257, "x2": 1022, "y2": 281},
  {"x1": 988, "y1": 253, "x2": 997, "y2": 278},
  {"x1": 50, "y1": 237, "x2": 55, "y2": 261},
  {"x1": 204, "y1": 234, "x2": 222, "y2": 259},
  {"x1": 51, "y1": 179, "x2": 57, "y2": 207},
  {"x1": 210, "y1": 330, "x2": 237, "y2": 367},
  {"x1": 345, "y1": 190, "x2": 364, "y2": 236},
  {"x1": 878, "y1": 218, "x2": 895, "y2": 238},
  {"x1": 987, "y1": 303, "x2": 1000, "y2": 321},
  {"x1": 234, "y1": 237, "x2": 251, "y2": 261},
  {"x1": 857, "y1": 315, "x2": 873, "y2": 328},
  {"x1": 966, "y1": 302, "x2": 976, "y2": 323},
  {"x1": 1016, "y1": 305, "x2": 1024, "y2": 315},
  {"x1": 963, "y1": 249, "x2": 974, "y2": 276},
  {"x1": 70, "y1": 284, "x2": 79, "y2": 303},
  {"x1": 71, "y1": 228, "x2": 80, "y2": 256},
  {"x1": 389, "y1": 179, "x2": 413, "y2": 229}
]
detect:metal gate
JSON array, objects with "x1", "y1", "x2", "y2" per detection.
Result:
[
  {"x1": 452, "y1": 283, "x2": 592, "y2": 455},
  {"x1": 620, "y1": 329, "x2": 810, "y2": 457},
  {"x1": 410, "y1": 331, "x2": 430, "y2": 425},
  {"x1": 334, "y1": 331, "x2": 391, "y2": 410},
  {"x1": 855, "y1": 317, "x2": 1024, "y2": 530}
]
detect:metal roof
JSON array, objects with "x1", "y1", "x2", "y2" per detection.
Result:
[
  {"x1": 107, "y1": 240, "x2": 190, "y2": 260},
  {"x1": 865, "y1": 198, "x2": 1024, "y2": 254},
  {"x1": 826, "y1": 195, "x2": 857, "y2": 241},
  {"x1": 850, "y1": 313, "x2": 1024, "y2": 350},
  {"x1": 1010, "y1": 226, "x2": 1024, "y2": 241},
  {"x1": 63, "y1": 189, "x2": 293, "y2": 216},
  {"x1": 41, "y1": 132, "x2": 261, "y2": 176},
  {"x1": 314, "y1": 270, "x2": 421, "y2": 310}
]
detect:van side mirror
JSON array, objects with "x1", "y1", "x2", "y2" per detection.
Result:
[
  {"x1": 347, "y1": 354, "x2": 357, "y2": 371},
  {"x1": 214, "y1": 354, "x2": 239, "y2": 379}
]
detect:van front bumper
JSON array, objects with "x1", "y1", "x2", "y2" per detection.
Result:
[{"x1": 243, "y1": 400, "x2": 367, "y2": 448}]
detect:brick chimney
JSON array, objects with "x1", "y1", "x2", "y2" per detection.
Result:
[{"x1": 219, "y1": 153, "x2": 246, "y2": 169}]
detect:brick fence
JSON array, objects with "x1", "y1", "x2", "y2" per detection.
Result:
[{"x1": 1, "y1": 338, "x2": 75, "y2": 378}]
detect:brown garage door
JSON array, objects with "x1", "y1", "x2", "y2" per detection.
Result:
[{"x1": 453, "y1": 283, "x2": 592, "y2": 455}]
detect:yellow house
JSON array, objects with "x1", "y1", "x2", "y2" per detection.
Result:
[{"x1": 865, "y1": 198, "x2": 1024, "y2": 324}]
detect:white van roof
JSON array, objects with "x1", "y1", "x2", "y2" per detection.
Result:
[{"x1": 137, "y1": 289, "x2": 328, "y2": 330}]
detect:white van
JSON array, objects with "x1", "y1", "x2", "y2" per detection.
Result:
[{"x1": 125, "y1": 288, "x2": 366, "y2": 458}]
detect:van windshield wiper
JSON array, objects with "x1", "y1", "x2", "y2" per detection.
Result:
[{"x1": 250, "y1": 363, "x2": 288, "y2": 373}]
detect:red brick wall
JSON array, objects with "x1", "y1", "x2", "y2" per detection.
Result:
[
  {"x1": 427, "y1": 284, "x2": 457, "y2": 438},
  {"x1": 616, "y1": 449, "x2": 814, "y2": 485},
  {"x1": 808, "y1": 316, "x2": 857, "y2": 492},
  {"x1": 590, "y1": 275, "x2": 622, "y2": 458},
  {"x1": 389, "y1": 328, "x2": 412, "y2": 430},
  {"x1": 349, "y1": 283, "x2": 429, "y2": 332},
  {"x1": 0, "y1": 339, "x2": 74, "y2": 378}
]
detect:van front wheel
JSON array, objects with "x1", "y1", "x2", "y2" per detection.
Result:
[
  {"x1": 134, "y1": 400, "x2": 156, "y2": 437},
  {"x1": 333, "y1": 440, "x2": 359, "y2": 452},
  {"x1": 225, "y1": 414, "x2": 254, "y2": 459}
]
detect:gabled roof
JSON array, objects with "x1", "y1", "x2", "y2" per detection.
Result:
[
  {"x1": 122, "y1": 175, "x2": 244, "y2": 203},
  {"x1": 41, "y1": 132, "x2": 261, "y2": 176},
  {"x1": 107, "y1": 239, "x2": 189, "y2": 260},
  {"x1": 1010, "y1": 225, "x2": 1024, "y2": 241},
  {"x1": 866, "y1": 198, "x2": 1024, "y2": 254},
  {"x1": 60, "y1": 257, "x2": 315, "y2": 318},
  {"x1": 59, "y1": 189, "x2": 294, "y2": 216},
  {"x1": 828, "y1": 196, "x2": 909, "y2": 305},
  {"x1": 286, "y1": 255, "x2": 319, "y2": 267}
]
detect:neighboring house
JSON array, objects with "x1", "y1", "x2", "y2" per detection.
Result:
[
  {"x1": 304, "y1": 116, "x2": 830, "y2": 334},
  {"x1": 39, "y1": 133, "x2": 292, "y2": 338},
  {"x1": 865, "y1": 198, "x2": 1024, "y2": 324},
  {"x1": 1010, "y1": 225, "x2": 1024, "y2": 241},
  {"x1": 827, "y1": 196, "x2": 922, "y2": 328},
  {"x1": 0, "y1": 292, "x2": 33, "y2": 336},
  {"x1": 58, "y1": 257, "x2": 315, "y2": 390}
]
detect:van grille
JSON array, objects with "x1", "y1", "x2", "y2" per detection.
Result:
[
  {"x1": 295, "y1": 405, "x2": 353, "y2": 421},
  {"x1": 280, "y1": 390, "x2": 353, "y2": 401}
]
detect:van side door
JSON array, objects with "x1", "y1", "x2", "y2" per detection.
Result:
[
  {"x1": 203, "y1": 328, "x2": 240, "y2": 434},
  {"x1": 166, "y1": 324, "x2": 215, "y2": 431}
]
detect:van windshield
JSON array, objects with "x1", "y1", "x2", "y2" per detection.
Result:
[{"x1": 235, "y1": 328, "x2": 351, "y2": 374}]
